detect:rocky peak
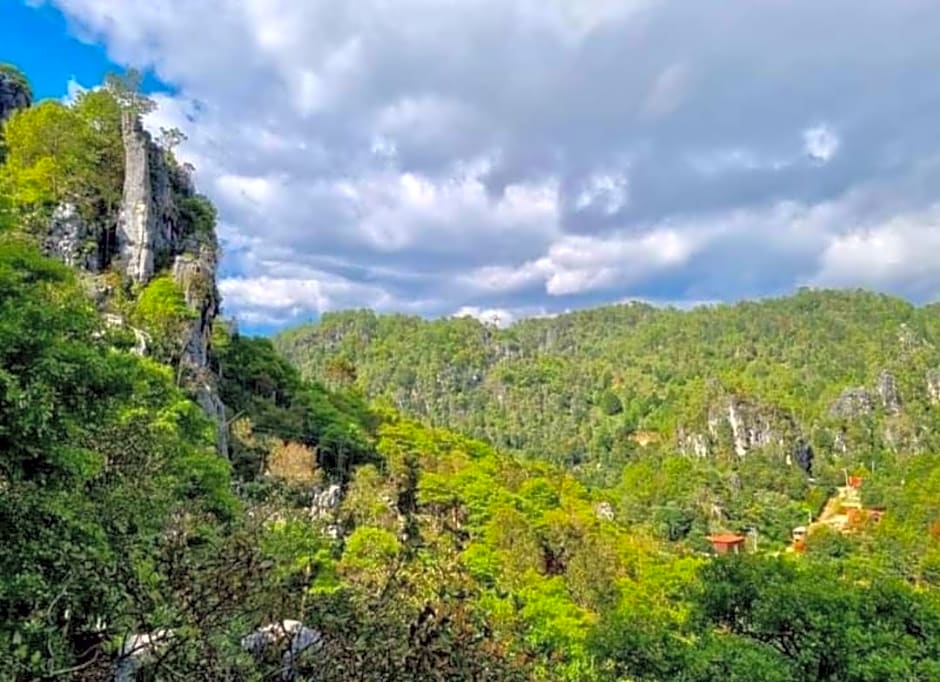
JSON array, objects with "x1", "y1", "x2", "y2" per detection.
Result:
[
  {"x1": 0, "y1": 67, "x2": 31, "y2": 123},
  {"x1": 117, "y1": 112, "x2": 158, "y2": 282},
  {"x1": 42, "y1": 108, "x2": 230, "y2": 456}
]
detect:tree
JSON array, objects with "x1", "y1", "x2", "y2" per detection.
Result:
[
  {"x1": 0, "y1": 237, "x2": 238, "y2": 677},
  {"x1": 0, "y1": 101, "x2": 91, "y2": 210},
  {"x1": 132, "y1": 274, "x2": 197, "y2": 370},
  {"x1": 104, "y1": 69, "x2": 156, "y2": 118}
]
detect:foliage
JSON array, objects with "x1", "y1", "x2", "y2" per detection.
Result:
[
  {"x1": 104, "y1": 69, "x2": 156, "y2": 118},
  {"x1": 178, "y1": 193, "x2": 218, "y2": 246},
  {"x1": 0, "y1": 64, "x2": 31, "y2": 100},
  {"x1": 132, "y1": 274, "x2": 197, "y2": 368},
  {"x1": 0, "y1": 87, "x2": 124, "y2": 225},
  {"x1": 215, "y1": 331, "x2": 377, "y2": 480},
  {"x1": 277, "y1": 292, "x2": 940, "y2": 475},
  {"x1": 0, "y1": 238, "x2": 238, "y2": 677}
]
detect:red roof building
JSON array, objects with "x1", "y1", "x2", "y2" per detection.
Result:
[{"x1": 708, "y1": 533, "x2": 746, "y2": 555}]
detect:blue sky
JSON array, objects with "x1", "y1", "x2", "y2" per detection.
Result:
[
  {"x1": 5, "y1": 1, "x2": 940, "y2": 332},
  {"x1": 1, "y1": 2, "x2": 166, "y2": 100}
]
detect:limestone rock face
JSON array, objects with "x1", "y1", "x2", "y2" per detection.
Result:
[
  {"x1": 677, "y1": 429, "x2": 710, "y2": 457},
  {"x1": 927, "y1": 369, "x2": 940, "y2": 405},
  {"x1": 196, "y1": 382, "x2": 228, "y2": 457},
  {"x1": 117, "y1": 113, "x2": 158, "y2": 283},
  {"x1": 30, "y1": 106, "x2": 230, "y2": 457},
  {"x1": 709, "y1": 396, "x2": 798, "y2": 457},
  {"x1": 0, "y1": 70, "x2": 30, "y2": 123},
  {"x1": 173, "y1": 247, "x2": 227, "y2": 455},
  {"x1": 876, "y1": 370, "x2": 901, "y2": 415},
  {"x1": 43, "y1": 204, "x2": 100, "y2": 271},
  {"x1": 830, "y1": 387, "x2": 874, "y2": 419},
  {"x1": 678, "y1": 394, "x2": 802, "y2": 460},
  {"x1": 172, "y1": 248, "x2": 219, "y2": 370}
]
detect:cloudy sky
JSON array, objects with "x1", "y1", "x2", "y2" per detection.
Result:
[{"x1": 7, "y1": 0, "x2": 940, "y2": 331}]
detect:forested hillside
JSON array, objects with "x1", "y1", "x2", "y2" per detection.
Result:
[
  {"x1": 277, "y1": 293, "x2": 940, "y2": 477},
  {"x1": 277, "y1": 293, "x2": 940, "y2": 567},
  {"x1": 1, "y1": 62, "x2": 939, "y2": 682}
]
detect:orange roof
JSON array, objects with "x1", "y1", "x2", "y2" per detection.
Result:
[{"x1": 708, "y1": 533, "x2": 745, "y2": 543}]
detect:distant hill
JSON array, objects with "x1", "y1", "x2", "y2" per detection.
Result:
[{"x1": 276, "y1": 289, "x2": 940, "y2": 481}]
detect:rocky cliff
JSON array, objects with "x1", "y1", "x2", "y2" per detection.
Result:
[
  {"x1": 115, "y1": 112, "x2": 229, "y2": 454},
  {"x1": 36, "y1": 104, "x2": 230, "y2": 455},
  {"x1": 677, "y1": 391, "x2": 804, "y2": 465},
  {"x1": 0, "y1": 67, "x2": 31, "y2": 124}
]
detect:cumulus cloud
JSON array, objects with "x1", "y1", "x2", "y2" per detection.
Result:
[
  {"x1": 453, "y1": 306, "x2": 518, "y2": 327},
  {"x1": 37, "y1": 0, "x2": 940, "y2": 328},
  {"x1": 811, "y1": 206, "x2": 940, "y2": 300}
]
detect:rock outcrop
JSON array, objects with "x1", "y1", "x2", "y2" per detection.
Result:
[
  {"x1": 116, "y1": 112, "x2": 156, "y2": 282},
  {"x1": 927, "y1": 369, "x2": 940, "y2": 405},
  {"x1": 116, "y1": 112, "x2": 197, "y2": 283},
  {"x1": 678, "y1": 393, "x2": 803, "y2": 461},
  {"x1": 677, "y1": 429, "x2": 710, "y2": 458},
  {"x1": 876, "y1": 370, "x2": 901, "y2": 415},
  {"x1": 41, "y1": 109, "x2": 231, "y2": 456},
  {"x1": 710, "y1": 396, "x2": 798, "y2": 457},
  {"x1": 173, "y1": 248, "x2": 220, "y2": 370},
  {"x1": 0, "y1": 68, "x2": 31, "y2": 123},
  {"x1": 171, "y1": 247, "x2": 228, "y2": 455},
  {"x1": 43, "y1": 204, "x2": 101, "y2": 271},
  {"x1": 829, "y1": 387, "x2": 874, "y2": 419}
]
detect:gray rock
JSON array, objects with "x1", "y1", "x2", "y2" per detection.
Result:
[
  {"x1": 172, "y1": 248, "x2": 219, "y2": 370},
  {"x1": 113, "y1": 629, "x2": 174, "y2": 682},
  {"x1": 927, "y1": 369, "x2": 940, "y2": 405},
  {"x1": 241, "y1": 620, "x2": 323, "y2": 681},
  {"x1": 678, "y1": 430, "x2": 710, "y2": 457},
  {"x1": 833, "y1": 429, "x2": 848, "y2": 454},
  {"x1": 830, "y1": 387, "x2": 874, "y2": 419},
  {"x1": 0, "y1": 70, "x2": 30, "y2": 123},
  {"x1": 709, "y1": 396, "x2": 796, "y2": 457},
  {"x1": 172, "y1": 247, "x2": 228, "y2": 456},
  {"x1": 196, "y1": 380, "x2": 229, "y2": 457},
  {"x1": 117, "y1": 113, "x2": 158, "y2": 283},
  {"x1": 43, "y1": 204, "x2": 100, "y2": 271},
  {"x1": 876, "y1": 370, "x2": 901, "y2": 415},
  {"x1": 594, "y1": 502, "x2": 615, "y2": 521},
  {"x1": 310, "y1": 484, "x2": 343, "y2": 519}
]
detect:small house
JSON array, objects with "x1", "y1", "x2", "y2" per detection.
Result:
[{"x1": 708, "y1": 533, "x2": 746, "y2": 555}]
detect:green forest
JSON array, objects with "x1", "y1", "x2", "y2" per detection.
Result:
[{"x1": 0, "y1": 63, "x2": 938, "y2": 681}]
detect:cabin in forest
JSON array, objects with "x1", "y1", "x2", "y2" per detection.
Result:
[{"x1": 708, "y1": 533, "x2": 746, "y2": 555}]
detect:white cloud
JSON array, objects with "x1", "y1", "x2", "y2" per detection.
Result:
[
  {"x1": 466, "y1": 227, "x2": 699, "y2": 296},
  {"x1": 811, "y1": 206, "x2": 940, "y2": 298},
  {"x1": 575, "y1": 171, "x2": 629, "y2": 215},
  {"x1": 39, "y1": 0, "x2": 940, "y2": 326},
  {"x1": 803, "y1": 125, "x2": 840, "y2": 163},
  {"x1": 453, "y1": 306, "x2": 517, "y2": 327}
]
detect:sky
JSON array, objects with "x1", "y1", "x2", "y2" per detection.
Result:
[{"x1": 4, "y1": 0, "x2": 940, "y2": 332}]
